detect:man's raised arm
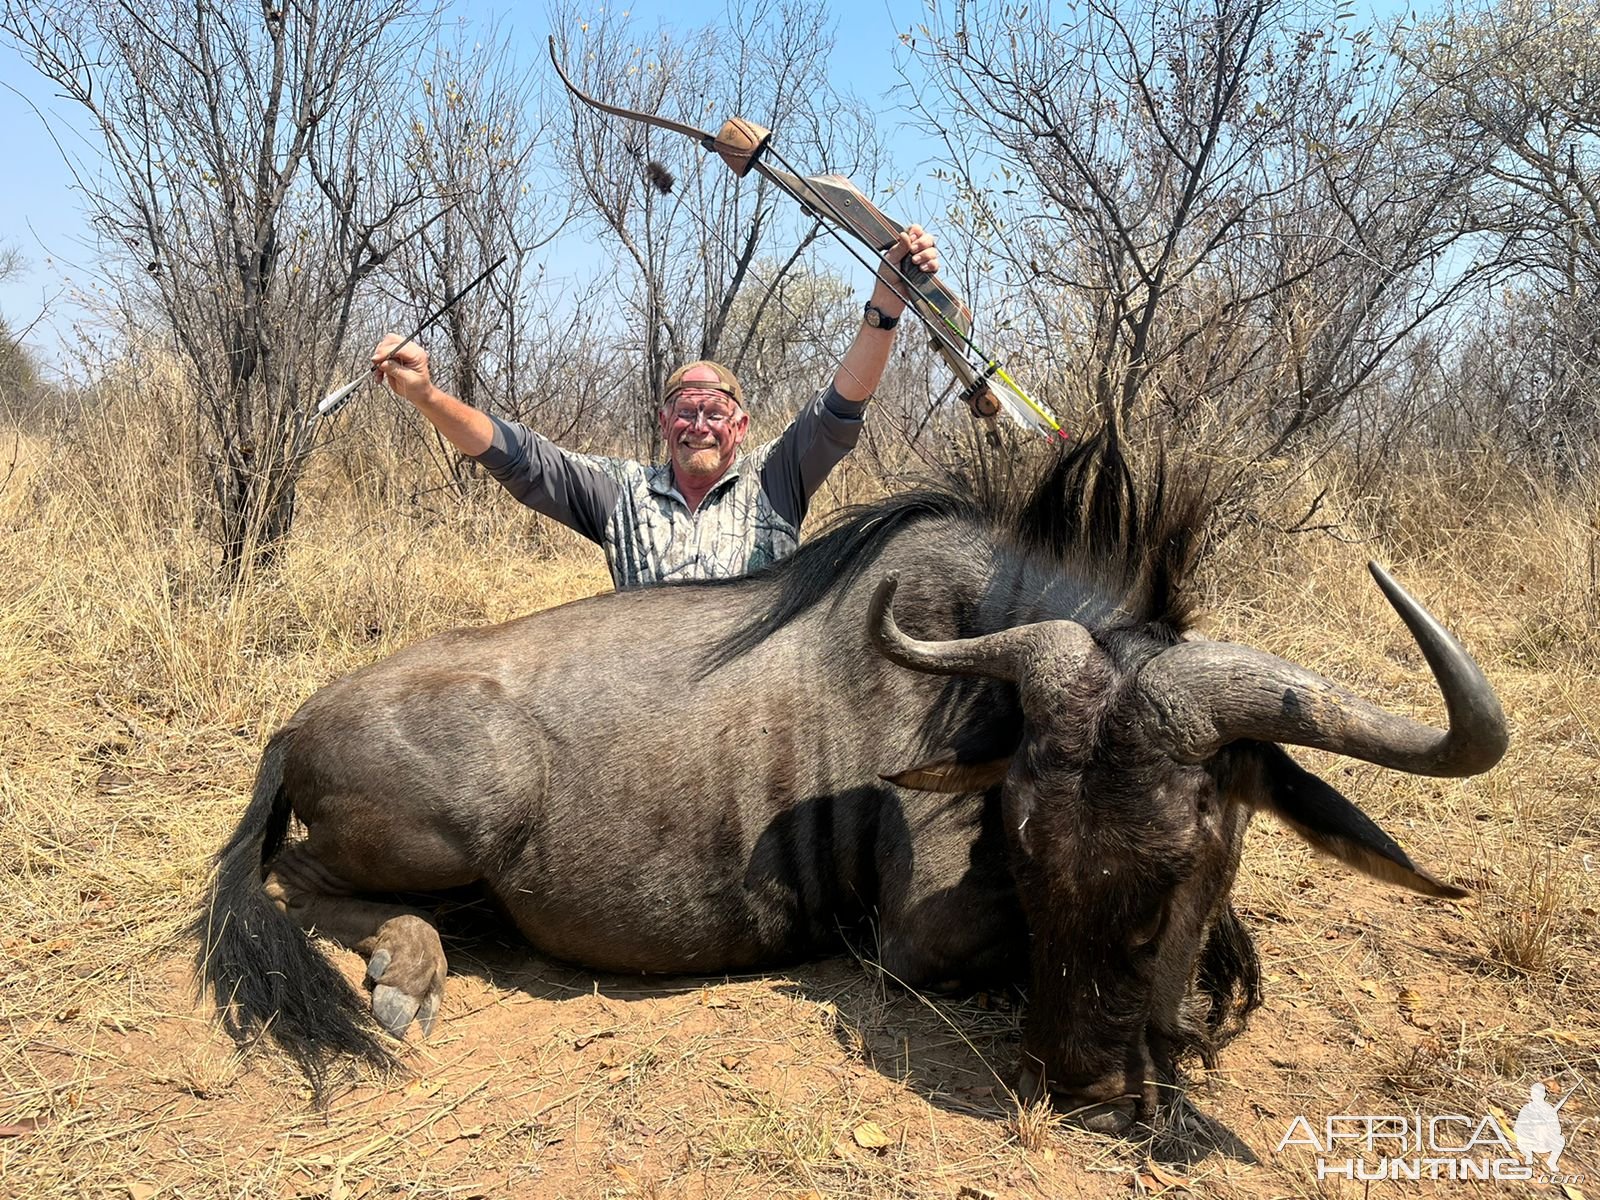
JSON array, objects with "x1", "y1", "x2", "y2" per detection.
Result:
[{"x1": 830, "y1": 224, "x2": 941, "y2": 404}]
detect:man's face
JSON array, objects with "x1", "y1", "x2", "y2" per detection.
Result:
[{"x1": 659, "y1": 369, "x2": 749, "y2": 487}]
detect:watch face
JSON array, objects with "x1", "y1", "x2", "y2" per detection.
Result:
[{"x1": 864, "y1": 304, "x2": 881, "y2": 327}]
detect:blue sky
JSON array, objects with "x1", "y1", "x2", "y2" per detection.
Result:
[{"x1": 0, "y1": 0, "x2": 930, "y2": 370}]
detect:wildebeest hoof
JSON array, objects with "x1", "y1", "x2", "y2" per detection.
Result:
[
  {"x1": 364, "y1": 915, "x2": 447, "y2": 1039},
  {"x1": 373, "y1": 983, "x2": 421, "y2": 1036}
]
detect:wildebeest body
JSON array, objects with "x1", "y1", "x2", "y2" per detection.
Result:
[
  {"x1": 196, "y1": 432, "x2": 1507, "y2": 1128},
  {"x1": 273, "y1": 535, "x2": 1027, "y2": 978}
]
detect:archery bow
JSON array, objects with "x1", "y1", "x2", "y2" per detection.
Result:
[{"x1": 547, "y1": 36, "x2": 1066, "y2": 440}]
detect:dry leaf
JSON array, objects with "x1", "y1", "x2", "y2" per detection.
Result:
[
  {"x1": 831, "y1": 1140, "x2": 854, "y2": 1158},
  {"x1": 852, "y1": 1120, "x2": 890, "y2": 1150},
  {"x1": 611, "y1": 1164, "x2": 637, "y2": 1186},
  {"x1": 125, "y1": 1186, "x2": 158, "y2": 1200},
  {"x1": 404, "y1": 1077, "x2": 443, "y2": 1099},
  {"x1": 957, "y1": 1187, "x2": 999, "y2": 1200},
  {"x1": 1145, "y1": 1159, "x2": 1192, "y2": 1190},
  {"x1": 1397, "y1": 988, "x2": 1421, "y2": 1011},
  {"x1": 0, "y1": 1117, "x2": 47, "y2": 1136},
  {"x1": 720, "y1": 1054, "x2": 741, "y2": 1071},
  {"x1": 1357, "y1": 979, "x2": 1380, "y2": 997}
]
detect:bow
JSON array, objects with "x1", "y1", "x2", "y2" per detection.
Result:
[{"x1": 547, "y1": 36, "x2": 1066, "y2": 440}]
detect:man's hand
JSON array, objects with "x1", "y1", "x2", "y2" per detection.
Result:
[
  {"x1": 372, "y1": 334, "x2": 434, "y2": 407},
  {"x1": 874, "y1": 224, "x2": 940, "y2": 316},
  {"x1": 368, "y1": 334, "x2": 493, "y2": 455}
]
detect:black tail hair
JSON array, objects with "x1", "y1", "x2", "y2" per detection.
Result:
[{"x1": 189, "y1": 731, "x2": 392, "y2": 1094}]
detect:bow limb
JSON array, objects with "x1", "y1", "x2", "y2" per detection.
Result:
[
  {"x1": 757, "y1": 168, "x2": 1063, "y2": 435},
  {"x1": 548, "y1": 36, "x2": 773, "y2": 176},
  {"x1": 547, "y1": 35, "x2": 1065, "y2": 437},
  {"x1": 548, "y1": 35, "x2": 712, "y2": 146}
]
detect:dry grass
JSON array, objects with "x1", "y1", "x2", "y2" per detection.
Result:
[{"x1": 2, "y1": 391, "x2": 1597, "y2": 1198}]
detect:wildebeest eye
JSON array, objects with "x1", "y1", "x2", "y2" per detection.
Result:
[{"x1": 1129, "y1": 905, "x2": 1168, "y2": 951}]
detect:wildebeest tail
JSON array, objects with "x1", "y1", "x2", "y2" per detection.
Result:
[{"x1": 190, "y1": 729, "x2": 391, "y2": 1090}]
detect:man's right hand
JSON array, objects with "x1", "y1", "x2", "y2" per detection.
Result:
[
  {"x1": 369, "y1": 334, "x2": 494, "y2": 456},
  {"x1": 373, "y1": 334, "x2": 433, "y2": 407}
]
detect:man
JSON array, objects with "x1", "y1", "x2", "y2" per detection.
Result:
[{"x1": 372, "y1": 225, "x2": 940, "y2": 588}]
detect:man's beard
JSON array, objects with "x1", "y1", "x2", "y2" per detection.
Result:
[{"x1": 675, "y1": 443, "x2": 724, "y2": 478}]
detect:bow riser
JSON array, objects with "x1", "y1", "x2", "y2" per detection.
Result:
[{"x1": 754, "y1": 167, "x2": 1005, "y2": 420}]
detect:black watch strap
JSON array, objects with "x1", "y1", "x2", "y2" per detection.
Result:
[{"x1": 863, "y1": 302, "x2": 900, "y2": 331}]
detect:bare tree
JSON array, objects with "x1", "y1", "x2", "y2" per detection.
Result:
[
  {"x1": 370, "y1": 21, "x2": 585, "y2": 498},
  {"x1": 1400, "y1": 0, "x2": 1600, "y2": 478},
  {"x1": 1, "y1": 0, "x2": 442, "y2": 577},
  {"x1": 899, "y1": 0, "x2": 1483, "y2": 475},
  {"x1": 550, "y1": 0, "x2": 886, "y2": 454},
  {"x1": 0, "y1": 244, "x2": 46, "y2": 428}
]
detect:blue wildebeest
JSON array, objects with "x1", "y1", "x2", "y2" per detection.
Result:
[{"x1": 194, "y1": 431, "x2": 1507, "y2": 1130}]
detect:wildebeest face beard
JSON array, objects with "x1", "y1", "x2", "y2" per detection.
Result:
[{"x1": 1005, "y1": 699, "x2": 1232, "y2": 1127}]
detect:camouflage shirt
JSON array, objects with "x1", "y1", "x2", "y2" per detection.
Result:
[{"x1": 473, "y1": 387, "x2": 868, "y2": 589}]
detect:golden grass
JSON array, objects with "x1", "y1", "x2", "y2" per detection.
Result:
[{"x1": 1, "y1": 388, "x2": 1596, "y2": 1198}]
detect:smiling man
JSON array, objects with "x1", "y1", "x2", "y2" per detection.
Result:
[{"x1": 371, "y1": 225, "x2": 939, "y2": 588}]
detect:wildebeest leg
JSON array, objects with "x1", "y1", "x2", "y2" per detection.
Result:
[
  {"x1": 264, "y1": 844, "x2": 448, "y2": 1038},
  {"x1": 875, "y1": 791, "x2": 1027, "y2": 991}
]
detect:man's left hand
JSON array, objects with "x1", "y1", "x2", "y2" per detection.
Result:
[{"x1": 877, "y1": 224, "x2": 940, "y2": 299}]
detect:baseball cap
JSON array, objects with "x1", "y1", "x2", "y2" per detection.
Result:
[{"x1": 662, "y1": 360, "x2": 744, "y2": 408}]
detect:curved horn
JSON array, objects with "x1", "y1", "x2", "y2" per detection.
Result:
[
  {"x1": 1137, "y1": 562, "x2": 1508, "y2": 776},
  {"x1": 868, "y1": 574, "x2": 1095, "y2": 683}
]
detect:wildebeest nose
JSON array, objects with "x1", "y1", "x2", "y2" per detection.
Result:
[
  {"x1": 1015, "y1": 1059, "x2": 1142, "y2": 1135},
  {"x1": 1074, "y1": 1097, "x2": 1137, "y2": 1136}
]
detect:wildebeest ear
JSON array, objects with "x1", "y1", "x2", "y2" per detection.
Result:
[
  {"x1": 1247, "y1": 743, "x2": 1470, "y2": 900},
  {"x1": 882, "y1": 757, "x2": 1012, "y2": 792}
]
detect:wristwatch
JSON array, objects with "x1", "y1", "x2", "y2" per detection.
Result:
[{"x1": 863, "y1": 302, "x2": 900, "y2": 331}]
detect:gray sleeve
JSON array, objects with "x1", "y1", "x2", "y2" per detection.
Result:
[
  {"x1": 470, "y1": 416, "x2": 620, "y2": 545},
  {"x1": 757, "y1": 385, "x2": 868, "y2": 529}
]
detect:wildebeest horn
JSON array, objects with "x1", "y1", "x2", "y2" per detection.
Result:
[
  {"x1": 1136, "y1": 562, "x2": 1508, "y2": 776},
  {"x1": 868, "y1": 574, "x2": 1095, "y2": 683}
]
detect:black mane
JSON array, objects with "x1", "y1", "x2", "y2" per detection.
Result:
[{"x1": 708, "y1": 425, "x2": 1213, "y2": 669}]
